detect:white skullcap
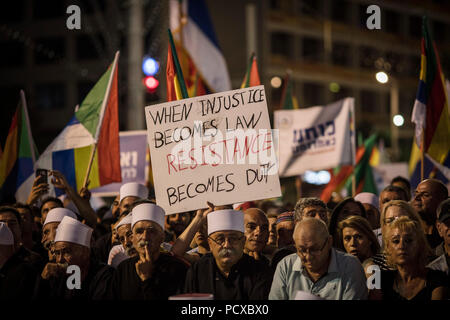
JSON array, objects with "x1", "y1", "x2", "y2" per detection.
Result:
[
  {"x1": 107, "y1": 244, "x2": 130, "y2": 267},
  {"x1": 115, "y1": 214, "x2": 132, "y2": 230},
  {"x1": 44, "y1": 208, "x2": 77, "y2": 226},
  {"x1": 0, "y1": 222, "x2": 14, "y2": 245},
  {"x1": 119, "y1": 182, "x2": 148, "y2": 202},
  {"x1": 355, "y1": 192, "x2": 380, "y2": 211},
  {"x1": 54, "y1": 216, "x2": 93, "y2": 248},
  {"x1": 233, "y1": 202, "x2": 244, "y2": 210},
  {"x1": 207, "y1": 210, "x2": 244, "y2": 235},
  {"x1": 131, "y1": 203, "x2": 165, "y2": 230}
]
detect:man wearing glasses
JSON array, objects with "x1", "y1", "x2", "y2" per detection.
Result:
[
  {"x1": 269, "y1": 217, "x2": 368, "y2": 300},
  {"x1": 184, "y1": 209, "x2": 273, "y2": 299}
]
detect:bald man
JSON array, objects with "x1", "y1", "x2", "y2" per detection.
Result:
[
  {"x1": 243, "y1": 208, "x2": 270, "y2": 265},
  {"x1": 412, "y1": 179, "x2": 449, "y2": 249},
  {"x1": 269, "y1": 218, "x2": 368, "y2": 300}
]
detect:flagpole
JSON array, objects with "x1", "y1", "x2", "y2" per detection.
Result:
[
  {"x1": 82, "y1": 51, "x2": 120, "y2": 190},
  {"x1": 420, "y1": 129, "x2": 424, "y2": 181},
  {"x1": 352, "y1": 173, "x2": 356, "y2": 197}
]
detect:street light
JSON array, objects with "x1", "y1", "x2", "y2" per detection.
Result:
[
  {"x1": 393, "y1": 114, "x2": 404, "y2": 127},
  {"x1": 270, "y1": 76, "x2": 282, "y2": 88},
  {"x1": 376, "y1": 71, "x2": 389, "y2": 84}
]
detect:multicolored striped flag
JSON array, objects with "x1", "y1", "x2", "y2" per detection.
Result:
[
  {"x1": 0, "y1": 91, "x2": 38, "y2": 203},
  {"x1": 167, "y1": 29, "x2": 189, "y2": 101},
  {"x1": 16, "y1": 52, "x2": 121, "y2": 201},
  {"x1": 411, "y1": 16, "x2": 450, "y2": 165},
  {"x1": 241, "y1": 53, "x2": 261, "y2": 88}
]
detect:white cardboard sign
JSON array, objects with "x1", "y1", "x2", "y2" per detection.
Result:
[{"x1": 145, "y1": 85, "x2": 281, "y2": 214}]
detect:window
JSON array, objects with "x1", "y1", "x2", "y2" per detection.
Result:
[
  {"x1": 302, "y1": 36, "x2": 323, "y2": 62},
  {"x1": 331, "y1": 0, "x2": 349, "y2": 23},
  {"x1": 332, "y1": 42, "x2": 351, "y2": 66},
  {"x1": 409, "y1": 16, "x2": 422, "y2": 39},
  {"x1": 271, "y1": 32, "x2": 292, "y2": 58},
  {"x1": 76, "y1": 34, "x2": 106, "y2": 60},
  {"x1": 298, "y1": 0, "x2": 322, "y2": 16},
  {"x1": 0, "y1": 41, "x2": 24, "y2": 67},
  {"x1": 385, "y1": 10, "x2": 400, "y2": 35},
  {"x1": 77, "y1": 81, "x2": 95, "y2": 103},
  {"x1": 34, "y1": 37, "x2": 65, "y2": 64},
  {"x1": 360, "y1": 89, "x2": 378, "y2": 113},
  {"x1": 35, "y1": 83, "x2": 66, "y2": 110},
  {"x1": 303, "y1": 82, "x2": 324, "y2": 107}
]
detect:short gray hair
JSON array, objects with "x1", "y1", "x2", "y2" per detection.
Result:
[{"x1": 294, "y1": 198, "x2": 326, "y2": 222}]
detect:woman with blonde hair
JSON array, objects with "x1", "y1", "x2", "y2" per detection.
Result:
[
  {"x1": 369, "y1": 216, "x2": 447, "y2": 300},
  {"x1": 337, "y1": 215, "x2": 380, "y2": 263},
  {"x1": 365, "y1": 200, "x2": 422, "y2": 271}
]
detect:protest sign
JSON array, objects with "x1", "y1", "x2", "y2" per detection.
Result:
[
  {"x1": 274, "y1": 98, "x2": 355, "y2": 177},
  {"x1": 145, "y1": 85, "x2": 281, "y2": 214},
  {"x1": 91, "y1": 131, "x2": 148, "y2": 196}
]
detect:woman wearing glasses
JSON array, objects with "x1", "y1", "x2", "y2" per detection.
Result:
[{"x1": 369, "y1": 216, "x2": 447, "y2": 300}]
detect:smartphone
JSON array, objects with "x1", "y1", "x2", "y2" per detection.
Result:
[{"x1": 35, "y1": 168, "x2": 48, "y2": 186}]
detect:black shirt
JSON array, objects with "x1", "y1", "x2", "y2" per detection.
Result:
[
  {"x1": 92, "y1": 231, "x2": 118, "y2": 264},
  {"x1": 33, "y1": 259, "x2": 114, "y2": 300},
  {"x1": 0, "y1": 254, "x2": 39, "y2": 300},
  {"x1": 111, "y1": 253, "x2": 188, "y2": 300},
  {"x1": 270, "y1": 245, "x2": 296, "y2": 271},
  {"x1": 184, "y1": 253, "x2": 273, "y2": 300},
  {"x1": 379, "y1": 268, "x2": 447, "y2": 301}
]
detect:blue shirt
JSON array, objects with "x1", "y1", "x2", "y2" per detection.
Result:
[{"x1": 269, "y1": 248, "x2": 368, "y2": 300}]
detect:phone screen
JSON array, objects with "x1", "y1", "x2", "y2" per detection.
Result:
[{"x1": 35, "y1": 169, "x2": 48, "y2": 185}]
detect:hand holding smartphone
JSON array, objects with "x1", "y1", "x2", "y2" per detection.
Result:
[{"x1": 35, "y1": 168, "x2": 48, "y2": 186}]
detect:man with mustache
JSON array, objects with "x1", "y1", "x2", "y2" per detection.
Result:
[
  {"x1": 411, "y1": 179, "x2": 448, "y2": 249},
  {"x1": 41, "y1": 208, "x2": 78, "y2": 261},
  {"x1": 184, "y1": 209, "x2": 273, "y2": 299},
  {"x1": 111, "y1": 201, "x2": 188, "y2": 299},
  {"x1": 34, "y1": 216, "x2": 114, "y2": 300},
  {"x1": 269, "y1": 217, "x2": 368, "y2": 300}
]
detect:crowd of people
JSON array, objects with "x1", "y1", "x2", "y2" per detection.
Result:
[{"x1": 0, "y1": 169, "x2": 449, "y2": 300}]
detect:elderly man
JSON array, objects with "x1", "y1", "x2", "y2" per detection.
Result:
[
  {"x1": 92, "y1": 182, "x2": 148, "y2": 264},
  {"x1": 0, "y1": 222, "x2": 39, "y2": 299},
  {"x1": 41, "y1": 208, "x2": 77, "y2": 261},
  {"x1": 428, "y1": 199, "x2": 450, "y2": 276},
  {"x1": 107, "y1": 214, "x2": 136, "y2": 268},
  {"x1": 294, "y1": 198, "x2": 328, "y2": 225},
  {"x1": 411, "y1": 179, "x2": 448, "y2": 249},
  {"x1": 243, "y1": 208, "x2": 270, "y2": 264},
  {"x1": 269, "y1": 218, "x2": 368, "y2": 300},
  {"x1": 111, "y1": 201, "x2": 188, "y2": 299},
  {"x1": 184, "y1": 209, "x2": 273, "y2": 300},
  {"x1": 34, "y1": 216, "x2": 114, "y2": 300}
]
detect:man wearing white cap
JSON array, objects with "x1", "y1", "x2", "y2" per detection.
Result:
[
  {"x1": 111, "y1": 200, "x2": 188, "y2": 300},
  {"x1": 354, "y1": 192, "x2": 381, "y2": 230},
  {"x1": 118, "y1": 182, "x2": 149, "y2": 218},
  {"x1": 41, "y1": 207, "x2": 78, "y2": 261},
  {"x1": 34, "y1": 216, "x2": 114, "y2": 300},
  {"x1": 184, "y1": 209, "x2": 273, "y2": 300},
  {"x1": 0, "y1": 222, "x2": 39, "y2": 299},
  {"x1": 107, "y1": 214, "x2": 136, "y2": 268},
  {"x1": 92, "y1": 182, "x2": 148, "y2": 264}
]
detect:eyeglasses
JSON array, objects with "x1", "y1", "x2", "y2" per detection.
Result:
[
  {"x1": 297, "y1": 238, "x2": 328, "y2": 257},
  {"x1": 208, "y1": 235, "x2": 244, "y2": 246}
]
